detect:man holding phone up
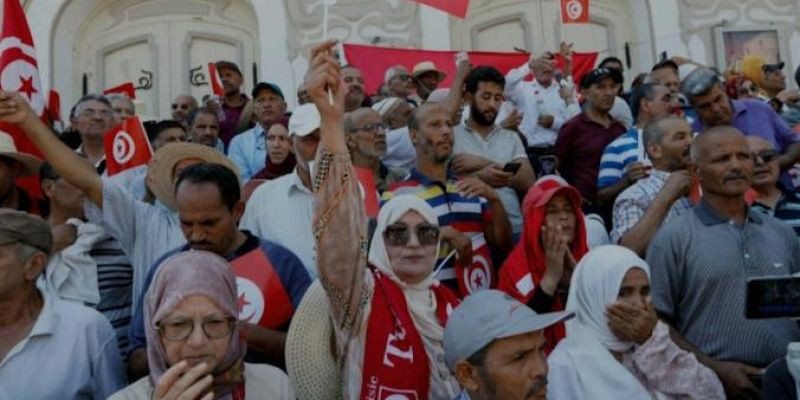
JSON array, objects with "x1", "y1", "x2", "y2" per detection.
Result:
[
  {"x1": 504, "y1": 43, "x2": 581, "y2": 176},
  {"x1": 452, "y1": 66, "x2": 537, "y2": 237}
]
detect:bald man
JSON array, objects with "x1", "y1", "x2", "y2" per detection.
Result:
[
  {"x1": 748, "y1": 136, "x2": 800, "y2": 236},
  {"x1": 647, "y1": 126, "x2": 800, "y2": 398},
  {"x1": 171, "y1": 94, "x2": 198, "y2": 129},
  {"x1": 343, "y1": 107, "x2": 406, "y2": 193}
]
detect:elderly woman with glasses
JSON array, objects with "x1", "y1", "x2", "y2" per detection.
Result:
[
  {"x1": 109, "y1": 251, "x2": 294, "y2": 400},
  {"x1": 308, "y1": 41, "x2": 461, "y2": 399}
]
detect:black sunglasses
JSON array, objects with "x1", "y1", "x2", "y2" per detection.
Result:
[
  {"x1": 752, "y1": 150, "x2": 778, "y2": 164},
  {"x1": 383, "y1": 223, "x2": 440, "y2": 247}
]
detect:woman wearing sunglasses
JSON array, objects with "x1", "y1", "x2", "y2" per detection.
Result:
[
  {"x1": 109, "y1": 251, "x2": 294, "y2": 400},
  {"x1": 309, "y1": 41, "x2": 461, "y2": 399}
]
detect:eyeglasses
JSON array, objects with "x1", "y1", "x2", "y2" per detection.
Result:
[
  {"x1": 356, "y1": 123, "x2": 387, "y2": 134},
  {"x1": 752, "y1": 150, "x2": 778, "y2": 164},
  {"x1": 383, "y1": 223, "x2": 440, "y2": 247},
  {"x1": 157, "y1": 315, "x2": 236, "y2": 342},
  {"x1": 78, "y1": 109, "x2": 112, "y2": 119}
]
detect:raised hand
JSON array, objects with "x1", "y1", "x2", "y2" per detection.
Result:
[
  {"x1": 306, "y1": 40, "x2": 345, "y2": 122},
  {"x1": 0, "y1": 91, "x2": 37, "y2": 127}
]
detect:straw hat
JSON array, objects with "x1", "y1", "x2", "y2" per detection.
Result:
[
  {"x1": 0, "y1": 131, "x2": 42, "y2": 176},
  {"x1": 412, "y1": 61, "x2": 447, "y2": 83},
  {"x1": 146, "y1": 142, "x2": 241, "y2": 211},
  {"x1": 286, "y1": 280, "x2": 343, "y2": 400}
]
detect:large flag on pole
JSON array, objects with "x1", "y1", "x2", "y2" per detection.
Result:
[
  {"x1": 0, "y1": 0, "x2": 46, "y2": 197},
  {"x1": 409, "y1": 0, "x2": 470, "y2": 18},
  {"x1": 561, "y1": 0, "x2": 590, "y2": 24}
]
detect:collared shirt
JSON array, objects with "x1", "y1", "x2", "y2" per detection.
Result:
[
  {"x1": 453, "y1": 123, "x2": 527, "y2": 233},
  {"x1": 453, "y1": 391, "x2": 471, "y2": 400},
  {"x1": 610, "y1": 169, "x2": 692, "y2": 243},
  {"x1": 228, "y1": 124, "x2": 267, "y2": 182},
  {"x1": 240, "y1": 169, "x2": 316, "y2": 276},
  {"x1": 752, "y1": 188, "x2": 800, "y2": 237},
  {"x1": 598, "y1": 127, "x2": 647, "y2": 189},
  {"x1": 647, "y1": 200, "x2": 800, "y2": 366},
  {"x1": 84, "y1": 182, "x2": 186, "y2": 316},
  {"x1": 128, "y1": 231, "x2": 311, "y2": 359},
  {"x1": 692, "y1": 99, "x2": 799, "y2": 153},
  {"x1": 504, "y1": 64, "x2": 581, "y2": 147},
  {"x1": 554, "y1": 113, "x2": 627, "y2": 202},
  {"x1": 0, "y1": 290, "x2": 125, "y2": 399},
  {"x1": 382, "y1": 168, "x2": 491, "y2": 289}
]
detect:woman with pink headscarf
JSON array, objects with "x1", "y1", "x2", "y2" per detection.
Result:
[{"x1": 109, "y1": 251, "x2": 294, "y2": 400}]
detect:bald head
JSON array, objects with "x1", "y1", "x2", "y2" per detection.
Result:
[
  {"x1": 409, "y1": 103, "x2": 445, "y2": 132},
  {"x1": 690, "y1": 126, "x2": 746, "y2": 164}
]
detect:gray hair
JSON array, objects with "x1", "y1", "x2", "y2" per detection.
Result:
[
  {"x1": 17, "y1": 242, "x2": 42, "y2": 264},
  {"x1": 106, "y1": 93, "x2": 134, "y2": 108},
  {"x1": 73, "y1": 94, "x2": 111, "y2": 116},
  {"x1": 642, "y1": 115, "x2": 683, "y2": 150},
  {"x1": 680, "y1": 68, "x2": 722, "y2": 100}
]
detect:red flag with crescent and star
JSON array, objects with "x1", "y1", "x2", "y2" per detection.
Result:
[
  {"x1": 561, "y1": 0, "x2": 590, "y2": 24},
  {"x1": 0, "y1": 0, "x2": 48, "y2": 198},
  {"x1": 455, "y1": 234, "x2": 495, "y2": 297},
  {"x1": 230, "y1": 248, "x2": 294, "y2": 330},
  {"x1": 103, "y1": 116, "x2": 153, "y2": 176},
  {"x1": 103, "y1": 82, "x2": 136, "y2": 99}
]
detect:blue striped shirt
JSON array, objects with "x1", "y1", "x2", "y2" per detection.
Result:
[
  {"x1": 597, "y1": 128, "x2": 642, "y2": 188},
  {"x1": 752, "y1": 188, "x2": 800, "y2": 236}
]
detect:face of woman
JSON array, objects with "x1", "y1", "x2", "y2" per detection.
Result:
[
  {"x1": 384, "y1": 210, "x2": 440, "y2": 284},
  {"x1": 544, "y1": 194, "x2": 576, "y2": 245},
  {"x1": 267, "y1": 124, "x2": 291, "y2": 164},
  {"x1": 159, "y1": 294, "x2": 233, "y2": 369},
  {"x1": 616, "y1": 268, "x2": 650, "y2": 308}
]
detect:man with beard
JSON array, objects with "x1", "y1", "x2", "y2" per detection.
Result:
[
  {"x1": 748, "y1": 136, "x2": 800, "y2": 236},
  {"x1": 207, "y1": 61, "x2": 255, "y2": 147},
  {"x1": 683, "y1": 67, "x2": 800, "y2": 189},
  {"x1": 383, "y1": 103, "x2": 512, "y2": 295},
  {"x1": 445, "y1": 290, "x2": 574, "y2": 400},
  {"x1": 342, "y1": 65, "x2": 369, "y2": 112},
  {"x1": 344, "y1": 108, "x2": 406, "y2": 193},
  {"x1": 647, "y1": 126, "x2": 800, "y2": 399},
  {"x1": 554, "y1": 67, "x2": 626, "y2": 219},
  {"x1": 611, "y1": 116, "x2": 694, "y2": 255},
  {"x1": 241, "y1": 104, "x2": 321, "y2": 277},
  {"x1": 228, "y1": 82, "x2": 288, "y2": 181},
  {"x1": 452, "y1": 66, "x2": 536, "y2": 236},
  {"x1": 170, "y1": 94, "x2": 198, "y2": 130}
]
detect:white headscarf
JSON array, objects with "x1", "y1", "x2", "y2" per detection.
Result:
[
  {"x1": 371, "y1": 97, "x2": 403, "y2": 117},
  {"x1": 550, "y1": 245, "x2": 653, "y2": 400},
  {"x1": 367, "y1": 194, "x2": 459, "y2": 398}
]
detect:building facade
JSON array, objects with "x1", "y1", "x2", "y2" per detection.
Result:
[{"x1": 20, "y1": 0, "x2": 800, "y2": 119}]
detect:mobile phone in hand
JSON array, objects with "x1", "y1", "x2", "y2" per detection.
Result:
[{"x1": 503, "y1": 162, "x2": 521, "y2": 174}]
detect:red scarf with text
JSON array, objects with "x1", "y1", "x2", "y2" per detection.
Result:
[{"x1": 360, "y1": 269, "x2": 459, "y2": 400}]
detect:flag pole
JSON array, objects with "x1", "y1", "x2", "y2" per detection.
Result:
[{"x1": 558, "y1": 1, "x2": 565, "y2": 48}]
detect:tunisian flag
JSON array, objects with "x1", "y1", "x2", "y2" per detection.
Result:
[
  {"x1": 103, "y1": 82, "x2": 136, "y2": 99},
  {"x1": 208, "y1": 62, "x2": 225, "y2": 97},
  {"x1": 0, "y1": 0, "x2": 47, "y2": 197},
  {"x1": 455, "y1": 235, "x2": 494, "y2": 297},
  {"x1": 561, "y1": 0, "x2": 590, "y2": 24},
  {"x1": 103, "y1": 116, "x2": 153, "y2": 176},
  {"x1": 409, "y1": 0, "x2": 470, "y2": 18},
  {"x1": 343, "y1": 43, "x2": 598, "y2": 96}
]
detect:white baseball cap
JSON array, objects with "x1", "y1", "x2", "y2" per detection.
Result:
[{"x1": 288, "y1": 104, "x2": 321, "y2": 137}]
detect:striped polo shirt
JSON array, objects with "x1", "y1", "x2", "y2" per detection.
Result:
[
  {"x1": 647, "y1": 200, "x2": 800, "y2": 366},
  {"x1": 752, "y1": 188, "x2": 800, "y2": 236},
  {"x1": 382, "y1": 169, "x2": 492, "y2": 289},
  {"x1": 597, "y1": 127, "x2": 644, "y2": 188},
  {"x1": 91, "y1": 236, "x2": 134, "y2": 358}
]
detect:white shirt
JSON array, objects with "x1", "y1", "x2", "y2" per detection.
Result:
[
  {"x1": 0, "y1": 290, "x2": 125, "y2": 400},
  {"x1": 240, "y1": 169, "x2": 316, "y2": 277},
  {"x1": 504, "y1": 64, "x2": 581, "y2": 147}
]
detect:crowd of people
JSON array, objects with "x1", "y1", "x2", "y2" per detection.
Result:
[{"x1": 2, "y1": 35, "x2": 800, "y2": 400}]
